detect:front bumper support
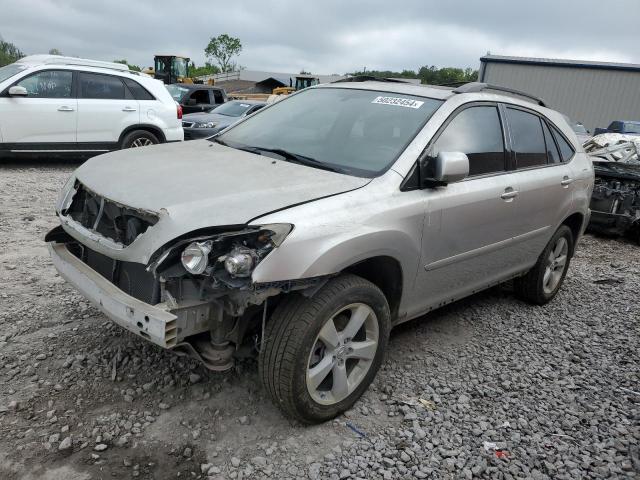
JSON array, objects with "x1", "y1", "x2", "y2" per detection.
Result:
[{"x1": 48, "y1": 242, "x2": 178, "y2": 348}]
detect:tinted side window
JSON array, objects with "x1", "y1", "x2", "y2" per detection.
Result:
[
  {"x1": 79, "y1": 73, "x2": 125, "y2": 99},
  {"x1": 507, "y1": 108, "x2": 547, "y2": 168},
  {"x1": 551, "y1": 126, "x2": 575, "y2": 162},
  {"x1": 16, "y1": 70, "x2": 72, "y2": 98},
  {"x1": 123, "y1": 78, "x2": 154, "y2": 100},
  {"x1": 542, "y1": 121, "x2": 561, "y2": 164},
  {"x1": 431, "y1": 106, "x2": 505, "y2": 176},
  {"x1": 212, "y1": 90, "x2": 224, "y2": 103},
  {"x1": 190, "y1": 89, "x2": 210, "y2": 104}
]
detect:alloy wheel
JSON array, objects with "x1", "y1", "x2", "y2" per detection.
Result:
[
  {"x1": 306, "y1": 303, "x2": 379, "y2": 405},
  {"x1": 543, "y1": 236, "x2": 568, "y2": 294},
  {"x1": 130, "y1": 137, "x2": 154, "y2": 148}
]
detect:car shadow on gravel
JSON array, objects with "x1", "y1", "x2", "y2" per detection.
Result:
[{"x1": 0, "y1": 157, "x2": 86, "y2": 167}]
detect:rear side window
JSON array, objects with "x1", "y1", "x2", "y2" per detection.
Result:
[
  {"x1": 541, "y1": 121, "x2": 561, "y2": 164},
  {"x1": 430, "y1": 106, "x2": 506, "y2": 176},
  {"x1": 123, "y1": 78, "x2": 154, "y2": 100},
  {"x1": 551, "y1": 126, "x2": 575, "y2": 162},
  {"x1": 79, "y1": 72, "x2": 125, "y2": 99},
  {"x1": 506, "y1": 108, "x2": 547, "y2": 168}
]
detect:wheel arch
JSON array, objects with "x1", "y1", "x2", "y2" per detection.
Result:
[
  {"x1": 342, "y1": 255, "x2": 403, "y2": 322},
  {"x1": 561, "y1": 212, "x2": 585, "y2": 255},
  {"x1": 118, "y1": 124, "x2": 166, "y2": 146}
]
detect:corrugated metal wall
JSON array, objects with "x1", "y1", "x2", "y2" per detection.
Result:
[{"x1": 481, "y1": 62, "x2": 640, "y2": 132}]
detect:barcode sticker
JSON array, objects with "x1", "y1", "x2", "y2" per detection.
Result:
[{"x1": 371, "y1": 96, "x2": 424, "y2": 109}]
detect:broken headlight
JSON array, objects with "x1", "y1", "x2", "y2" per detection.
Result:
[
  {"x1": 223, "y1": 247, "x2": 257, "y2": 277},
  {"x1": 177, "y1": 223, "x2": 293, "y2": 279},
  {"x1": 181, "y1": 241, "x2": 213, "y2": 274}
]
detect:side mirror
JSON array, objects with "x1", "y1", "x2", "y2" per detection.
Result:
[
  {"x1": 8, "y1": 85, "x2": 28, "y2": 96},
  {"x1": 420, "y1": 151, "x2": 469, "y2": 187}
]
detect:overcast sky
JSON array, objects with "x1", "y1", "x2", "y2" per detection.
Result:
[{"x1": 2, "y1": 0, "x2": 639, "y2": 74}]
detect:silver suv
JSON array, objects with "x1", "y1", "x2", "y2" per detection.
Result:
[{"x1": 46, "y1": 79, "x2": 594, "y2": 423}]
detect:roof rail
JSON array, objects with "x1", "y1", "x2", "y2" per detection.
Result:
[
  {"x1": 17, "y1": 55, "x2": 130, "y2": 72},
  {"x1": 333, "y1": 75, "x2": 411, "y2": 84},
  {"x1": 453, "y1": 82, "x2": 547, "y2": 107}
]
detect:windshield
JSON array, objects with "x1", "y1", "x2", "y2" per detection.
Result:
[
  {"x1": 212, "y1": 101, "x2": 256, "y2": 117},
  {"x1": 217, "y1": 88, "x2": 443, "y2": 177},
  {"x1": 166, "y1": 84, "x2": 188, "y2": 101},
  {"x1": 0, "y1": 63, "x2": 28, "y2": 83}
]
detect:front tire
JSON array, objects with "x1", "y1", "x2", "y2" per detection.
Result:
[
  {"x1": 121, "y1": 130, "x2": 159, "y2": 149},
  {"x1": 259, "y1": 274, "x2": 390, "y2": 423},
  {"x1": 514, "y1": 225, "x2": 574, "y2": 305}
]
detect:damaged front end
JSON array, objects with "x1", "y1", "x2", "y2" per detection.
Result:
[
  {"x1": 48, "y1": 183, "x2": 325, "y2": 371},
  {"x1": 588, "y1": 161, "x2": 640, "y2": 243}
]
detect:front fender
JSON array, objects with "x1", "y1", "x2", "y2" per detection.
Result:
[{"x1": 252, "y1": 226, "x2": 420, "y2": 290}]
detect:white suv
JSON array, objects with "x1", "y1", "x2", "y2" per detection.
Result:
[{"x1": 0, "y1": 55, "x2": 183, "y2": 157}]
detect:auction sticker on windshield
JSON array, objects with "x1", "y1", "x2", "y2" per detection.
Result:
[{"x1": 372, "y1": 96, "x2": 424, "y2": 109}]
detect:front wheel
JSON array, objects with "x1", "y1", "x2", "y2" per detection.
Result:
[
  {"x1": 514, "y1": 225, "x2": 574, "y2": 305},
  {"x1": 259, "y1": 274, "x2": 390, "y2": 423}
]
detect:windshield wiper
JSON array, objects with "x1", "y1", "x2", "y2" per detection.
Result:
[
  {"x1": 242, "y1": 146, "x2": 344, "y2": 173},
  {"x1": 211, "y1": 140, "x2": 344, "y2": 174}
]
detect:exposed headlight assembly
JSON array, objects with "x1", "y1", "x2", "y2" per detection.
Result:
[
  {"x1": 178, "y1": 224, "x2": 292, "y2": 279},
  {"x1": 194, "y1": 122, "x2": 217, "y2": 128},
  {"x1": 181, "y1": 240, "x2": 212, "y2": 274},
  {"x1": 223, "y1": 246, "x2": 257, "y2": 277}
]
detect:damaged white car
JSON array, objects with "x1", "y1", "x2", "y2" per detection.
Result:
[{"x1": 47, "y1": 79, "x2": 593, "y2": 423}]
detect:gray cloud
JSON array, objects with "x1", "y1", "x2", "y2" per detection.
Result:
[{"x1": 2, "y1": 0, "x2": 638, "y2": 74}]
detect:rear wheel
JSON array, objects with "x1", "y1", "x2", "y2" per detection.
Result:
[
  {"x1": 259, "y1": 274, "x2": 390, "y2": 423},
  {"x1": 121, "y1": 130, "x2": 159, "y2": 149},
  {"x1": 514, "y1": 225, "x2": 574, "y2": 305}
]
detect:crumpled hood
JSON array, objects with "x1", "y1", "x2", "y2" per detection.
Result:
[{"x1": 65, "y1": 140, "x2": 370, "y2": 262}]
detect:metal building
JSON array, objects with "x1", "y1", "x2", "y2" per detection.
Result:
[{"x1": 479, "y1": 55, "x2": 640, "y2": 132}]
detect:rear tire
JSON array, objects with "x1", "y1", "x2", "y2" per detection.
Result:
[
  {"x1": 514, "y1": 225, "x2": 574, "y2": 305},
  {"x1": 121, "y1": 130, "x2": 159, "y2": 149},
  {"x1": 259, "y1": 274, "x2": 390, "y2": 424}
]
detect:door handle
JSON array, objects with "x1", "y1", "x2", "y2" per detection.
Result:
[
  {"x1": 500, "y1": 188, "x2": 519, "y2": 201},
  {"x1": 122, "y1": 106, "x2": 137, "y2": 112},
  {"x1": 57, "y1": 106, "x2": 75, "y2": 112},
  {"x1": 561, "y1": 177, "x2": 574, "y2": 187}
]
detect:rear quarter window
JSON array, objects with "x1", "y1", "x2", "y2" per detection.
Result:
[
  {"x1": 541, "y1": 121, "x2": 561, "y2": 164},
  {"x1": 551, "y1": 125, "x2": 576, "y2": 162},
  {"x1": 123, "y1": 78, "x2": 155, "y2": 101}
]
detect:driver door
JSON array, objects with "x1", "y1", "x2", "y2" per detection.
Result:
[
  {"x1": 0, "y1": 69, "x2": 76, "y2": 146},
  {"x1": 409, "y1": 104, "x2": 524, "y2": 315}
]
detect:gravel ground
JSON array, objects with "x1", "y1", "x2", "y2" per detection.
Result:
[{"x1": 0, "y1": 160, "x2": 638, "y2": 480}]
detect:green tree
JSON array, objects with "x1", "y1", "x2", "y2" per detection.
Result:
[
  {"x1": 113, "y1": 59, "x2": 141, "y2": 72},
  {"x1": 189, "y1": 62, "x2": 220, "y2": 77},
  {"x1": 48, "y1": 48, "x2": 62, "y2": 55},
  {"x1": 349, "y1": 68, "x2": 418, "y2": 79},
  {"x1": 205, "y1": 34, "x2": 242, "y2": 73},
  {"x1": 0, "y1": 36, "x2": 24, "y2": 67},
  {"x1": 417, "y1": 65, "x2": 478, "y2": 85}
]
